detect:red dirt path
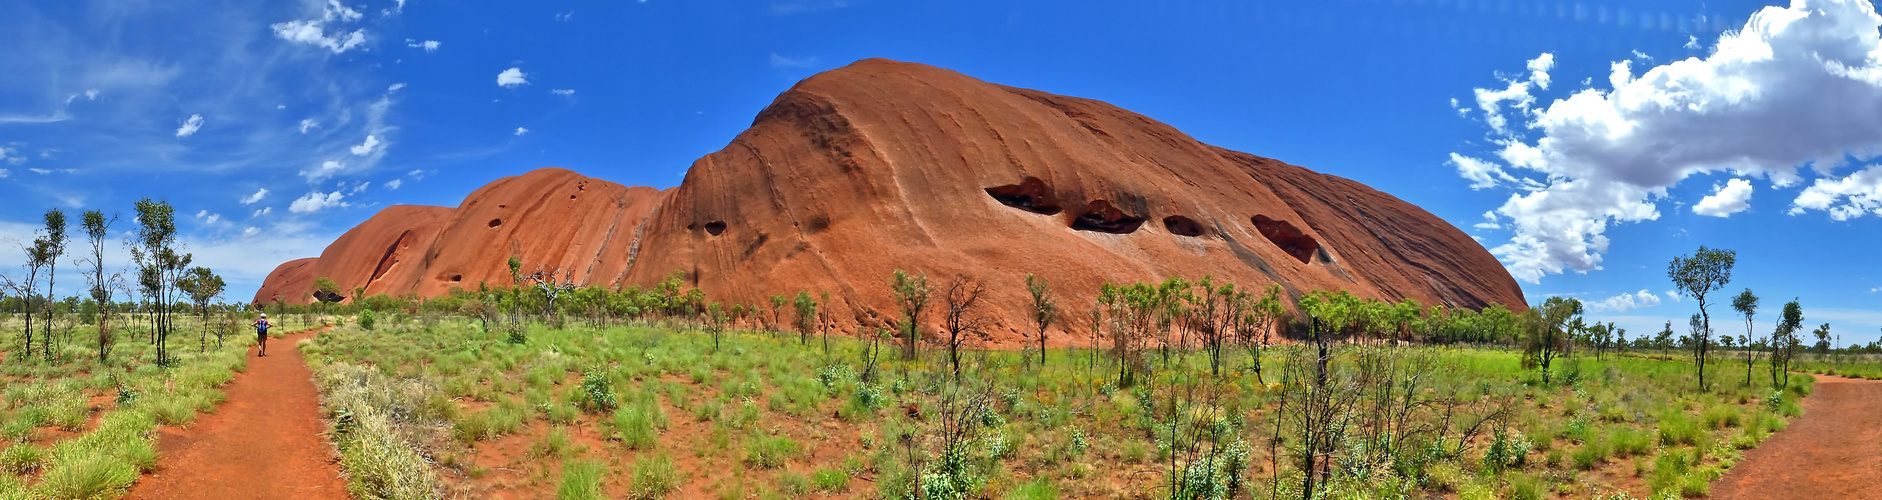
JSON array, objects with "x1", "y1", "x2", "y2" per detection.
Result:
[
  {"x1": 126, "y1": 327, "x2": 350, "y2": 500},
  {"x1": 1712, "y1": 374, "x2": 1882, "y2": 499}
]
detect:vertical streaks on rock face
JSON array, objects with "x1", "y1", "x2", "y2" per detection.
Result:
[{"x1": 257, "y1": 59, "x2": 1525, "y2": 342}]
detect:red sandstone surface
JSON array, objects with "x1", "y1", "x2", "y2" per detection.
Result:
[{"x1": 256, "y1": 59, "x2": 1525, "y2": 344}]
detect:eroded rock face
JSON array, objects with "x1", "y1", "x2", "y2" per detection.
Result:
[{"x1": 256, "y1": 58, "x2": 1525, "y2": 345}]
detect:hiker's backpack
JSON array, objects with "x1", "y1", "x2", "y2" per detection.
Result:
[{"x1": 258, "y1": 320, "x2": 270, "y2": 334}]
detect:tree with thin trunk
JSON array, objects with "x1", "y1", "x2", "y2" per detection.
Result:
[
  {"x1": 940, "y1": 276, "x2": 988, "y2": 379},
  {"x1": 1024, "y1": 273, "x2": 1055, "y2": 366},
  {"x1": 889, "y1": 270, "x2": 931, "y2": 360},
  {"x1": 130, "y1": 199, "x2": 191, "y2": 367},
  {"x1": 177, "y1": 266, "x2": 225, "y2": 351},
  {"x1": 1522, "y1": 297, "x2": 1580, "y2": 384},
  {"x1": 1772, "y1": 299, "x2": 1803, "y2": 387},
  {"x1": 768, "y1": 294, "x2": 786, "y2": 334},
  {"x1": 791, "y1": 290, "x2": 817, "y2": 345},
  {"x1": 1812, "y1": 323, "x2": 1832, "y2": 358},
  {"x1": 36, "y1": 209, "x2": 68, "y2": 361},
  {"x1": 12, "y1": 230, "x2": 49, "y2": 358},
  {"x1": 79, "y1": 211, "x2": 122, "y2": 363},
  {"x1": 1732, "y1": 288, "x2": 1760, "y2": 387},
  {"x1": 1668, "y1": 245, "x2": 1735, "y2": 391},
  {"x1": 1235, "y1": 284, "x2": 1284, "y2": 384}
]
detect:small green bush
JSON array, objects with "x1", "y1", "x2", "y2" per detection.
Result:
[{"x1": 358, "y1": 310, "x2": 378, "y2": 331}]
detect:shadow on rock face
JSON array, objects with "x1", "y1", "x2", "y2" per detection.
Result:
[
  {"x1": 984, "y1": 177, "x2": 1063, "y2": 215},
  {"x1": 1163, "y1": 215, "x2": 1205, "y2": 237},
  {"x1": 1251, "y1": 215, "x2": 1318, "y2": 264},
  {"x1": 1072, "y1": 200, "x2": 1146, "y2": 234}
]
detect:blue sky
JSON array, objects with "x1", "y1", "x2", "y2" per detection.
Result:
[{"x1": 2, "y1": 0, "x2": 1879, "y2": 344}]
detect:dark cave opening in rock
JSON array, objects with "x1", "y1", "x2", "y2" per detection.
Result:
[
  {"x1": 487, "y1": 218, "x2": 502, "y2": 228},
  {"x1": 1071, "y1": 200, "x2": 1146, "y2": 234},
  {"x1": 984, "y1": 176, "x2": 1063, "y2": 215},
  {"x1": 1250, "y1": 215, "x2": 1320, "y2": 264},
  {"x1": 705, "y1": 221, "x2": 727, "y2": 236},
  {"x1": 450, "y1": 275, "x2": 463, "y2": 282},
  {"x1": 1163, "y1": 215, "x2": 1204, "y2": 237}
]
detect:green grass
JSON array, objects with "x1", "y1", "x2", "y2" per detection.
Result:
[
  {"x1": 556, "y1": 460, "x2": 607, "y2": 500},
  {"x1": 811, "y1": 467, "x2": 849, "y2": 493},
  {"x1": 743, "y1": 434, "x2": 800, "y2": 469},
  {"x1": 629, "y1": 454, "x2": 680, "y2": 499},
  {"x1": 288, "y1": 314, "x2": 1822, "y2": 500}
]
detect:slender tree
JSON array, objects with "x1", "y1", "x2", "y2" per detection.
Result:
[
  {"x1": 1772, "y1": 299, "x2": 1804, "y2": 387},
  {"x1": 889, "y1": 270, "x2": 931, "y2": 360},
  {"x1": 1731, "y1": 288, "x2": 1760, "y2": 387},
  {"x1": 78, "y1": 211, "x2": 121, "y2": 363},
  {"x1": 130, "y1": 199, "x2": 191, "y2": 367},
  {"x1": 1668, "y1": 245, "x2": 1735, "y2": 391},
  {"x1": 1024, "y1": 273, "x2": 1056, "y2": 366},
  {"x1": 940, "y1": 276, "x2": 988, "y2": 379},
  {"x1": 1812, "y1": 323, "x2": 1832, "y2": 358},
  {"x1": 791, "y1": 290, "x2": 817, "y2": 345},
  {"x1": 1522, "y1": 297, "x2": 1581, "y2": 384},
  {"x1": 177, "y1": 267, "x2": 226, "y2": 351},
  {"x1": 36, "y1": 209, "x2": 68, "y2": 360}
]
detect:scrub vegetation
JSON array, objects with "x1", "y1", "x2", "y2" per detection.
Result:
[{"x1": 292, "y1": 258, "x2": 1824, "y2": 499}]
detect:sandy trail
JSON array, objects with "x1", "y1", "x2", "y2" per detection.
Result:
[
  {"x1": 1712, "y1": 374, "x2": 1882, "y2": 499},
  {"x1": 126, "y1": 326, "x2": 349, "y2": 500}
]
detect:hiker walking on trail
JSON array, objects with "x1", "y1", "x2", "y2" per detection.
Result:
[{"x1": 252, "y1": 313, "x2": 271, "y2": 357}]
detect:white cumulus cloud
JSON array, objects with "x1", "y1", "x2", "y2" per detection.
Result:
[
  {"x1": 241, "y1": 188, "x2": 268, "y2": 205},
  {"x1": 350, "y1": 135, "x2": 381, "y2": 155},
  {"x1": 406, "y1": 40, "x2": 440, "y2": 52},
  {"x1": 253, "y1": 207, "x2": 272, "y2": 218},
  {"x1": 385, "y1": 179, "x2": 402, "y2": 189},
  {"x1": 551, "y1": 89, "x2": 575, "y2": 96},
  {"x1": 1693, "y1": 179, "x2": 1755, "y2": 217},
  {"x1": 242, "y1": 226, "x2": 261, "y2": 238},
  {"x1": 1791, "y1": 165, "x2": 1882, "y2": 220},
  {"x1": 514, "y1": 127, "x2": 528, "y2": 136},
  {"x1": 289, "y1": 191, "x2": 348, "y2": 213},
  {"x1": 298, "y1": 118, "x2": 319, "y2": 134},
  {"x1": 175, "y1": 114, "x2": 203, "y2": 138},
  {"x1": 1453, "y1": 0, "x2": 1882, "y2": 283},
  {"x1": 497, "y1": 68, "x2": 528, "y2": 87},
  {"x1": 271, "y1": 0, "x2": 367, "y2": 54},
  {"x1": 1586, "y1": 289, "x2": 1663, "y2": 313}
]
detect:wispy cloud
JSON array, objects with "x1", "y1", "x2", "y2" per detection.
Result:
[
  {"x1": 769, "y1": 53, "x2": 818, "y2": 69},
  {"x1": 514, "y1": 127, "x2": 529, "y2": 136},
  {"x1": 240, "y1": 188, "x2": 268, "y2": 205}
]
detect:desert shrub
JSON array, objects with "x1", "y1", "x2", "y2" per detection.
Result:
[
  {"x1": 358, "y1": 310, "x2": 378, "y2": 331},
  {"x1": 578, "y1": 367, "x2": 616, "y2": 413}
]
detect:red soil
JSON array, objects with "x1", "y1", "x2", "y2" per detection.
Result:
[
  {"x1": 1711, "y1": 374, "x2": 1882, "y2": 499},
  {"x1": 126, "y1": 327, "x2": 350, "y2": 500}
]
